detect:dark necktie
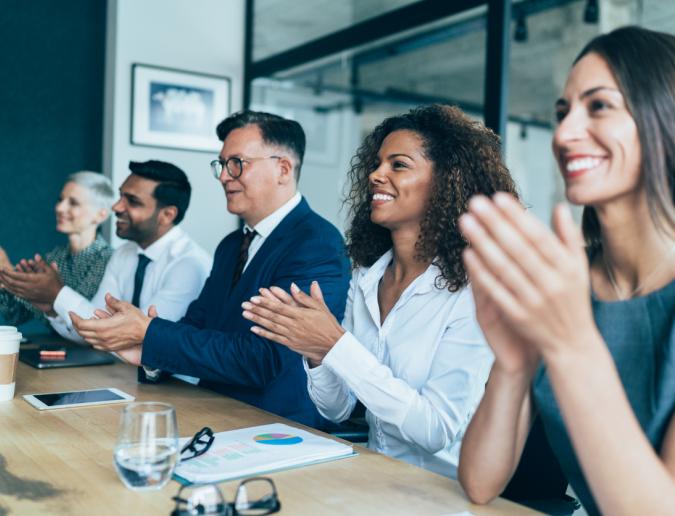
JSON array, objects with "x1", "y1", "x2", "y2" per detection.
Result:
[
  {"x1": 131, "y1": 254, "x2": 152, "y2": 307},
  {"x1": 232, "y1": 229, "x2": 257, "y2": 288}
]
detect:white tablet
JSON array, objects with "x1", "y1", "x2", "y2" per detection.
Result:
[{"x1": 23, "y1": 388, "x2": 134, "y2": 410}]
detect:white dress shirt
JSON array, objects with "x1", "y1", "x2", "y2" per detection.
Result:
[
  {"x1": 242, "y1": 192, "x2": 301, "y2": 271},
  {"x1": 49, "y1": 225, "x2": 212, "y2": 343},
  {"x1": 305, "y1": 250, "x2": 493, "y2": 479}
]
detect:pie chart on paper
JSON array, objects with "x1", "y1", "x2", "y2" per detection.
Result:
[{"x1": 253, "y1": 433, "x2": 303, "y2": 445}]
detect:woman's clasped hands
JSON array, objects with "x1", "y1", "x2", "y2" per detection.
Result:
[
  {"x1": 459, "y1": 192, "x2": 600, "y2": 368},
  {"x1": 241, "y1": 281, "x2": 345, "y2": 367}
]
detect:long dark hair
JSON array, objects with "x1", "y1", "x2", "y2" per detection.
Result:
[
  {"x1": 574, "y1": 26, "x2": 675, "y2": 253},
  {"x1": 344, "y1": 104, "x2": 518, "y2": 292}
]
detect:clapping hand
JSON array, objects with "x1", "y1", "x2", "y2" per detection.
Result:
[
  {"x1": 0, "y1": 254, "x2": 63, "y2": 311},
  {"x1": 70, "y1": 294, "x2": 157, "y2": 355},
  {"x1": 459, "y1": 193, "x2": 597, "y2": 363},
  {"x1": 242, "y1": 282, "x2": 345, "y2": 366}
]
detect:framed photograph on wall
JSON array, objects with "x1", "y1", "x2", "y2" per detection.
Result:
[{"x1": 131, "y1": 64, "x2": 230, "y2": 152}]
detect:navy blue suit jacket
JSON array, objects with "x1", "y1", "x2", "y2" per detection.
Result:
[{"x1": 141, "y1": 198, "x2": 351, "y2": 429}]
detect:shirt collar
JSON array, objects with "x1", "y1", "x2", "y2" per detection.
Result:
[
  {"x1": 137, "y1": 225, "x2": 184, "y2": 261},
  {"x1": 358, "y1": 249, "x2": 440, "y2": 297},
  {"x1": 359, "y1": 249, "x2": 394, "y2": 293},
  {"x1": 243, "y1": 192, "x2": 302, "y2": 238}
]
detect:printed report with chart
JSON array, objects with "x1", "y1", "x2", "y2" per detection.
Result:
[{"x1": 174, "y1": 423, "x2": 356, "y2": 484}]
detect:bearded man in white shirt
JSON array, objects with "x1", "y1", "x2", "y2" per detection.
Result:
[{"x1": 3, "y1": 160, "x2": 211, "y2": 343}]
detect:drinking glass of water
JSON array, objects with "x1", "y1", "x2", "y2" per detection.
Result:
[{"x1": 114, "y1": 402, "x2": 179, "y2": 491}]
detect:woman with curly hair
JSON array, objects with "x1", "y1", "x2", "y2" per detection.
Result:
[{"x1": 241, "y1": 104, "x2": 518, "y2": 478}]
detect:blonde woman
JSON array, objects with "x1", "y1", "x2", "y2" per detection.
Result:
[{"x1": 0, "y1": 171, "x2": 113, "y2": 324}]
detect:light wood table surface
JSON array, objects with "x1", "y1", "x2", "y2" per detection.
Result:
[{"x1": 0, "y1": 338, "x2": 539, "y2": 516}]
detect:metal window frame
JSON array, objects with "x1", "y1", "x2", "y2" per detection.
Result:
[
  {"x1": 484, "y1": 0, "x2": 512, "y2": 140},
  {"x1": 243, "y1": 0, "x2": 513, "y2": 139}
]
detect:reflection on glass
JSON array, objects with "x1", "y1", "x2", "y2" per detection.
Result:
[{"x1": 253, "y1": 0, "x2": 425, "y2": 60}]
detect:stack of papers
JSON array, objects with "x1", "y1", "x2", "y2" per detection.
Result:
[{"x1": 174, "y1": 423, "x2": 356, "y2": 484}]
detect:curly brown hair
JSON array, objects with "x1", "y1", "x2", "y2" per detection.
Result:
[{"x1": 345, "y1": 104, "x2": 519, "y2": 292}]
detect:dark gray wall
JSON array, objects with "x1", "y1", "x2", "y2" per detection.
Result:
[{"x1": 0, "y1": 0, "x2": 107, "y2": 262}]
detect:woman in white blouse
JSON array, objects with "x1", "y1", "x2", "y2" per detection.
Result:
[{"x1": 241, "y1": 104, "x2": 518, "y2": 478}]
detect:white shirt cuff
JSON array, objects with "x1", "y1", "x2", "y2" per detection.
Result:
[
  {"x1": 52, "y1": 286, "x2": 81, "y2": 326},
  {"x1": 143, "y1": 366, "x2": 162, "y2": 380},
  {"x1": 322, "y1": 331, "x2": 416, "y2": 426},
  {"x1": 322, "y1": 331, "x2": 371, "y2": 379},
  {"x1": 304, "y1": 356, "x2": 339, "y2": 384}
]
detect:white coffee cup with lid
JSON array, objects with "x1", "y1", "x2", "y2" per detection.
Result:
[{"x1": 0, "y1": 326, "x2": 22, "y2": 401}]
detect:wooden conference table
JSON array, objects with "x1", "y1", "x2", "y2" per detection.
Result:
[{"x1": 0, "y1": 338, "x2": 539, "y2": 515}]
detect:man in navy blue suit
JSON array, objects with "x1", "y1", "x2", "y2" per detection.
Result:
[{"x1": 71, "y1": 111, "x2": 351, "y2": 428}]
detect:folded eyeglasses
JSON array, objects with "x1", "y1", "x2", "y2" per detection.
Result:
[
  {"x1": 180, "y1": 427, "x2": 215, "y2": 462},
  {"x1": 171, "y1": 477, "x2": 281, "y2": 516}
]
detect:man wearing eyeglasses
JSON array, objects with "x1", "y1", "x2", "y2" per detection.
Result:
[{"x1": 72, "y1": 111, "x2": 351, "y2": 430}]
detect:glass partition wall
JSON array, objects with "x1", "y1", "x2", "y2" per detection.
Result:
[
  {"x1": 244, "y1": 0, "x2": 675, "y2": 231},
  {"x1": 251, "y1": 3, "x2": 492, "y2": 230}
]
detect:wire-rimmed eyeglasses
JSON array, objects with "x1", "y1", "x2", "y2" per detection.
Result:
[
  {"x1": 171, "y1": 477, "x2": 281, "y2": 516},
  {"x1": 180, "y1": 427, "x2": 215, "y2": 462},
  {"x1": 210, "y1": 156, "x2": 282, "y2": 179}
]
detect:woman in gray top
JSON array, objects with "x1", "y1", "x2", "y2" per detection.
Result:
[
  {"x1": 0, "y1": 171, "x2": 114, "y2": 326},
  {"x1": 457, "y1": 26, "x2": 675, "y2": 516}
]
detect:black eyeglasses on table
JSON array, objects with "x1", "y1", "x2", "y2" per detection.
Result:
[
  {"x1": 181, "y1": 426, "x2": 215, "y2": 462},
  {"x1": 171, "y1": 477, "x2": 281, "y2": 516}
]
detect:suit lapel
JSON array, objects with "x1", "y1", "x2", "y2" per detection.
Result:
[
  {"x1": 228, "y1": 198, "x2": 311, "y2": 299},
  {"x1": 221, "y1": 232, "x2": 241, "y2": 293}
]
